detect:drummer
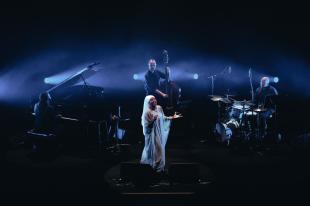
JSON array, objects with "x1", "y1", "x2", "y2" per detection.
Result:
[
  {"x1": 254, "y1": 77, "x2": 278, "y2": 106},
  {"x1": 253, "y1": 77, "x2": 278, "y2": 138},
  {"x1": 254, "y1": 77, "x2": 278, "y2": 117}
]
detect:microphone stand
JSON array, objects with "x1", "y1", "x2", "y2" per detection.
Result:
[
  {"x1": 207, "y1": 67, "x2": 230, "y2": 125},
  {"x1": 207, "y1": 75, "x2": 216, "y2": 95},
  {"x1": 207, "y1": 66, "x2": 230, "y2": 96}
]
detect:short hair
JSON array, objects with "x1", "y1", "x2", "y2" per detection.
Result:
[
  {"x1": 260, "y1": 77, "x2": 270, "y2": 87},
  {"x1": 148, "y1": 59, "x2": 156, "y2": 65}
]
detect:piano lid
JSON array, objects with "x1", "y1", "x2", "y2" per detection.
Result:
[{"x1": 47, "y1": 62, "x2": 101, "y2": 94}]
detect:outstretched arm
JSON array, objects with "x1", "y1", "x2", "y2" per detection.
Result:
[{"x1": 166, "y1": 112, "x2": 183, "y2": 120}]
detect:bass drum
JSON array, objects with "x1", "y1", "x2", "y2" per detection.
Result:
[
  {"x1": 226, "y1": 118, "x2": 240, "y2": 130},
  {"x1": 215, "y1": 119, "x2": 240, "y2": 143},
  {"x1": 215, "y1": 122, "x2": 232, "y2": 143}
]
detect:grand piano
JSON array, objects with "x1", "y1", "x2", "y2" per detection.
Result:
[
  {"x1": 43, "y1": 62, "x2": 110, "y2": 152},
  {"x1": 46, "y1": 62, "x2": 106, "y2": 121},
  {"x1": 31, "y1": 62, "x2": 131, "y2": 153}
]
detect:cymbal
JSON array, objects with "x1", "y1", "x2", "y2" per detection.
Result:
[
  {"x1": 253, "y1": 108, "x2": 267, "y2": 112},
  {"x1": 209, "y1": 95, "x2": 223, "y2": 98},
  {"x1": 211, "y1": 97, "x2": 232, "y2": 104}
]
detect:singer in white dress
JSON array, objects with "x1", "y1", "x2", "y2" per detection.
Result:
[{"x1": 140, "y1": 95, "x2": 182, "y2": 172}]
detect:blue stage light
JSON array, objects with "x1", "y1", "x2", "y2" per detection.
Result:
[
  {"x1": 130, "y1": 72, "x2": 145, "y2": 81},
  {"x1": 193, "y1": 73, "x2": 199, "y2": 80},
  {"x1": 44, "y1": 78, "x2": 50, "y2": 84},
  {"x1": 133, "y1": 74, "x2": 138, "y2": 80},
  {"x1": 273, "y1": 77, "x2": 279, "y2": 83}
]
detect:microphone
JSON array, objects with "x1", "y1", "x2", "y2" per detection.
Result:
[{"x1": 208, "y1": 75, "x2": 216, "y2": 79}]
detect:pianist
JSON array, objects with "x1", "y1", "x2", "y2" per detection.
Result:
[{"x1": 33, "y1": 92, "x2": 57, "y2": 134}]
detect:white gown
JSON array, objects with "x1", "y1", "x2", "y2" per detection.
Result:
[{"x1": 140, "y1": 96, "x2": 171, "y2": 172}]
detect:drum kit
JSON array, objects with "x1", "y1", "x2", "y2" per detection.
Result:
[{"x1": 210, "y1": 94, "x2": 268, "y2": 144}]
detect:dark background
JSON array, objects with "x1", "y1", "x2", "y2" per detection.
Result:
[
  {"x1": 0, "y1": 1, "x2": 310, "y2": 204},
  {"x1": 1, "y1": 0, "x2": 309, "y2": 137},
  {"x1": 1, "y1": 1, "x2": 310, "y2": 65}
]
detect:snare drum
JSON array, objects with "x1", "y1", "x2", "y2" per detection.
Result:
[
  {"x1": 232, "y1": 104, "x2": 250, "y2": 110},
  {"x1": 245, "y1": 111, "x2": 257, "y2": 116}
]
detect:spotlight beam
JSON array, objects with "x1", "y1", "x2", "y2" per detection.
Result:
[{"x1": 47, "y1": 63, "x2": 100, "y2": 93}]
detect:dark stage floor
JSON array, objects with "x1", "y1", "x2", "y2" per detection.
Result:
[{"x1": 1, "y1": 135, "x2": 310, "y2": 205}]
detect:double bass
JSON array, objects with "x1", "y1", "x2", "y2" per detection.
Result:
[{"x1": 162, "y1": 50, "x2": 181, "y2": 114}]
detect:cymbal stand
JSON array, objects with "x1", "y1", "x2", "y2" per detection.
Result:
[
  {"x1": 239, "y1": 104, "x2": 248, "y2": 141},
  {"x1": 207, "y1": 74, "x2": 216, "y2": 96},
  {"x1": 207, "y1": 66, "x2": 231, "y2": 96},
  {"x1": 255, "y1": 109, "x2": 263, "y2": 146},
  {"x1": 217, "y1": 101, "x2": 221, "y2": 123}
]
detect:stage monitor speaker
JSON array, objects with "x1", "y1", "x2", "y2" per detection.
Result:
[
  {"x1": 168, "y1": 162, "x2": 200, "y2": 184},
  {"x1": 120, "y1": 162, "x2": 160, "y2": 187}
]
